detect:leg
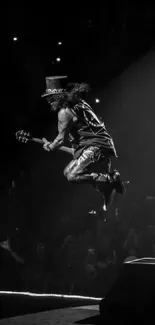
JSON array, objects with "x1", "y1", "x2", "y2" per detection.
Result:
[
  {"x1": 63, "y1": 146, "x2": 112, "y2": 185},
  {"x1": 63, "y1": 146, "x2": 125, "y2": 211}
]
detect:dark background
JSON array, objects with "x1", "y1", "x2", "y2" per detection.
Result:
[{"x1": 1, "y1": 2, "x2": 155, "y2": 296}]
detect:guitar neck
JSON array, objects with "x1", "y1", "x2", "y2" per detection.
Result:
[
  {"x1": 32, "y1": 137, "x2": 44, "y2": 145},
  {"x1": 31, "y1": 137, "x2": 74, "y2": 156}
]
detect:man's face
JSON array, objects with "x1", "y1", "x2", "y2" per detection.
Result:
[{"x1": 46, "y1": 95, "x2": 60, "y2": 112}]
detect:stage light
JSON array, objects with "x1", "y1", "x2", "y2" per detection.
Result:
[
  {"x1": 56, "y1": 57, "x2": 61, "y2": 62},
  {"x1": 95, "y1": 98, "x2": 100, "y2": 103},
  {"x1": 13, "y1": 37, "x2": 18, "y2": 41},
  {"x1": 58, "y1": 41, "x2": 62, "y2": 45}
]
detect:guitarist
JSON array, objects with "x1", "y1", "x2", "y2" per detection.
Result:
[{"x1": 41, "y1": 76, "x2": 125, "y2": 210}]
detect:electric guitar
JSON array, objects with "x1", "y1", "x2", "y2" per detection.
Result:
[{"x1": 15, "y1": 130, "x2": 75, "y2": 156}]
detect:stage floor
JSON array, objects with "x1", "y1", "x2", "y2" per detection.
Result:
[{"x1": 0, "y1": 305, "x2": 100, "y2": 325}]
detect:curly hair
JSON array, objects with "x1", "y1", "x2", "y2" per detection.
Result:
[
  {"x1": 66, "y1": 82, "x2": 90, "y2": 103},
  {"x1": 49, "y1": 82, "x2": 90, "y2": 110}
]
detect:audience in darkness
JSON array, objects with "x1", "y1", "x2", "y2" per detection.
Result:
[{"x1": 1, "y1": 196, "x2": 155, "y2": 295}]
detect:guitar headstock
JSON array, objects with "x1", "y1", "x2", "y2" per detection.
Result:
[{"x1": 16, "y1": 130, "x2": 31, "y2": 143}]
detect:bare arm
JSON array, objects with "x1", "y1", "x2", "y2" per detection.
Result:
[
  {"x1": 59, "y1": 145, "x2": 75, "y2": 156},
  {"x1": 42, "y1": 138, "x2": 75, "y2": 156},
  {"x1": 47, "y1": 108, "x2": 74, "y2": 151}
]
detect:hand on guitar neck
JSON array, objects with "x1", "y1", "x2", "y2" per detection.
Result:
[
  {"x1": 42, "y1": 137, "x2": 75, "y2": 155},
  {"x1": 15, "y1": 130, "x2": 75, "y2": 156}
]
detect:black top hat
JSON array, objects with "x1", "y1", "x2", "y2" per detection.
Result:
[{"x1": 41, "y1": 76, "x2": 67, "y2": 98}]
